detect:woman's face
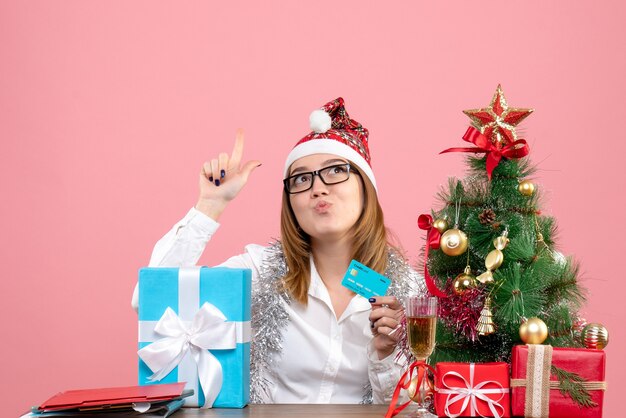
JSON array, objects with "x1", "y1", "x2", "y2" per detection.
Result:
[{"x1": 287, "y1": 153, "x2": 364, "y2": 243}]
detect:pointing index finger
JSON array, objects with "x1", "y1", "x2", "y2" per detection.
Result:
[{"x1": 230, "y1": 128, "x2": 245, "y2": 169}]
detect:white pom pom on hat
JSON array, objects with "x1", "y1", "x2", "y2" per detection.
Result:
[
  {"x1": 285, "y1": 97, "x2": 377, "y2": 191},
  {"x1": 309, "y1": 109, "x2": 332, "y2": 133}
]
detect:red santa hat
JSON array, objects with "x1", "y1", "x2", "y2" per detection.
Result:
[{"x1": 283, "y1": 97, "x2": 376, "y2": 190}]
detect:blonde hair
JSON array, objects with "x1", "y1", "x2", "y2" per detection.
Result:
[{"x1": 279, "y1": 164, "x2": 394, "y2": 305}]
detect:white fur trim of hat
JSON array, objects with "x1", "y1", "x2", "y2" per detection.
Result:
[{"x1": 283, "y1": 138, "x2": 377, "y2": 191}]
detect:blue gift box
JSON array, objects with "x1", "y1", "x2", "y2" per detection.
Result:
[{"x1": 137, "y1": 267, "x2": 251, "y2": 408}]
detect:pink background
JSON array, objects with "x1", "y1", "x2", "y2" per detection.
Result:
[{"x1": 2, "y1": 1, "x2": 623, "y2": 416}]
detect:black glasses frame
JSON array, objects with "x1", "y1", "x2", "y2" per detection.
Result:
[{"x1": 283, "y1": 163, "x2": 359, "y2": 194}]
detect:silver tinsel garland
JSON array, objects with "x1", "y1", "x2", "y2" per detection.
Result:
[
  {"x1": 249, "y1": 242, "x2": 291, "y2": 403},
  {"x1": 248, "y1": 241, "x2": 425, "y2": 404}
]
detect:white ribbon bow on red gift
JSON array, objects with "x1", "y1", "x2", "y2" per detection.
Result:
[
  {"x1": 137, "y1": 302, "x2": 236, "y2": 408},
  {"x1": 438, "y1": 363, "x2": 508, "y2": 418}
]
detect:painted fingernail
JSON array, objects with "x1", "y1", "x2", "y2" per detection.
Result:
[
  {"x1": 215, "y1": 179, "x2": 220, "y2": 187},
  {"x1": 209, "y1": 176, "x2": 213, "y2": 182},
  {"x1": 369, "y1": 298, "x2": 376, "y2": 303},
  {"x1": 221, "y1": 170, "x2": 225, "y2": 178}
]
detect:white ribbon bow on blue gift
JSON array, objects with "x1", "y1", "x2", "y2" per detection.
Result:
[{"x1": 137, "y1": 302, "x2": 236, "y2": 408}]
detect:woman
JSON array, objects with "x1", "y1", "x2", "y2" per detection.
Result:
[{"x1": 132, "y1": 97, "x2": 425, "y2": 404}]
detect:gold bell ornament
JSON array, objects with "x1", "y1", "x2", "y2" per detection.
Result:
[
  {"x1": 518, "y1": 180, "x2": 535, "y2": 196},
  {"x1": 581, "y1": 323, "x2": 609, "y2": 349},
  {"x1": 477, "y1": 230, "x2": 510, "y2": 284},
  {"x1": 519, "y1": 317, "x2": 548, "y2": 344},
  {"x1": 476, "y1": 297, "x2": 496, "y2": 336}
]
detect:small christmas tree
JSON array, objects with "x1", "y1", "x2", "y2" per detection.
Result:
[{"x1": 420, "y1": 85, "x2": 587, "y2": 364}]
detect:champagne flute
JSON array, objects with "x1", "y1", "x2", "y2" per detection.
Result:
[{"x1": 405, "y1": 296, "x2": 437, "y2": 418}]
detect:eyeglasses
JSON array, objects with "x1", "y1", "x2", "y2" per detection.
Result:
[{"x1": 283, "y1": 163, "x2": 359, "y2": 194}]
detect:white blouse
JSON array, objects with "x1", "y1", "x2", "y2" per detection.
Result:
[{"x1": 132, "y1": 207, "x2": 410, "y2": 404}]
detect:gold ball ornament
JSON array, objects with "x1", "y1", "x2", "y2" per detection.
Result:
[
  {"x1": 518, "y1": 180, "x2": 535, "y2": 196},
  {"x1": 440, "y1": 228, "x2": 468, "y2": 256},
  {"x1": 407, "y1": 374, "x2": 433, "y2": 403},
  {"x1": 519, "y1": 317, "x2": 548, "y2": 344},
  {"x1": 407, "y1": 375, "x2": 421, "y2": 402},
  {"x1": 581, "y1": 323, "x2": 609, "y2": 349},
  {"x1": 432, "y1": 218, "x2": 449, "y2": 234},
  {"x1": 453, "y1": 266, "x2": 477, "y2": 295}
]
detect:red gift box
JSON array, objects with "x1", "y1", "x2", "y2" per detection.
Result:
[
  {"x1": 435, "y1": 362, "x2": 510, "y2": 418},
  {"x1": 511, "y1": 345, "x2": 606, "y2": 418}
]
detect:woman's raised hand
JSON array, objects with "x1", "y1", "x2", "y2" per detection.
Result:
[{"x1": 195, "y1": 129, "x2": 261, "y2": 220}]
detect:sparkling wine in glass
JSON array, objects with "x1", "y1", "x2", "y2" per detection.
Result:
[
  {"x1": 405, "y1": 296, "x2": 438, "y2": 418},
  {"x1": 407, "y1": 315, "x2": 437, "y2": 360}
]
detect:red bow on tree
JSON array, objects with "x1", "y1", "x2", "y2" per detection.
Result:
[
  {"x1": 417, "y1": 214, "x2": 447, "y2": 298},
  {"x1": 440, "y1": 127, "x2": 530, "y2": 179}
]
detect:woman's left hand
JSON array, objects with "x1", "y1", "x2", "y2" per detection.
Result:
[{"x1": 369, "y1": 296, "x2": 404, "y2": 360}]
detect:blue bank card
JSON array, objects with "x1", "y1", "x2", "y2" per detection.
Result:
[{"x1": 341, "y1": 259, "x2": 391, "y2": 299}]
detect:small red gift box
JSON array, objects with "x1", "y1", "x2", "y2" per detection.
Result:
[
  {"x1": 511, "y1": 345, "x2": 606, "y2": 418},
  {"x1": 435, "y1": 362, "x2": 510, "y2": 418}
]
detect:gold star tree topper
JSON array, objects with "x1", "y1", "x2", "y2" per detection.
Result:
[{"x1": 463, "y1": 85, "x2": 534, "y2": 148}]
